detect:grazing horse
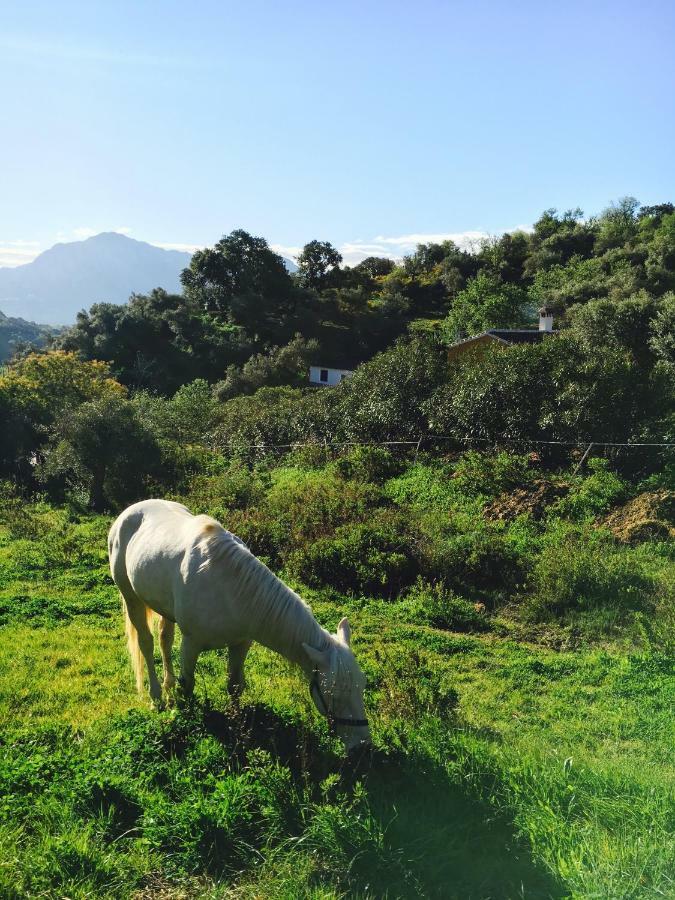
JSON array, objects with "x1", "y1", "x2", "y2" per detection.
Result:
[{"x1": 108, "y1": 499, "x2": 370, "y2": 753}]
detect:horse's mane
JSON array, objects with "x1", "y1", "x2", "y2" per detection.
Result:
[{"x1": 196, "y1": 522, "x2": 331, "y2": 654}]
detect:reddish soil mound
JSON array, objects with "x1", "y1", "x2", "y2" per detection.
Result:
[
  {"x1": 485, "y1": 480, "x2": 568, "y2": 522},
  {"x1": 603, "y1": 490, "x2": 675, "y2": 543}
]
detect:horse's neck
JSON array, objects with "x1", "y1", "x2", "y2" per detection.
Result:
[{"x1": 247, "y1": 573, "x2": 331, "y2": 674}]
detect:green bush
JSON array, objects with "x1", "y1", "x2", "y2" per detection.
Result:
[
  {"x1": 526, "y1": 524, "x2": 655, "y2": 621},
  {"x1": 400, "y1": 579, "x2": 489, "y2": 631},
  {"x1": 286, "y1": 512, "x2": 418, "y2": 596},
  {"x1": 451, "y1": 450, "x2": 531, "y2": 498},
  {"x1": 332, "y1": 446, "x2": 403, "y2": 484},
  {"x1": 421, "y1": 527, "x2": 526, "y2": 599},
  {"x1": 552, "y1": 458, "x2": 627, "y2": 520}
]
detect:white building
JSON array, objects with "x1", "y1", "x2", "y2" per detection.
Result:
[{"x1": 309, "y1": 365, "x2": 354, "y2": 387}]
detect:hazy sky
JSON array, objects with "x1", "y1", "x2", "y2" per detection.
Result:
[{"x1": 2, "y1": 0, "x2": 674, "y2": 267}]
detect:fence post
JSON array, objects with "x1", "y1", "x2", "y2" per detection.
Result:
[{"x1": 573, "y1": 442, "x2": 595, "y2": 475}]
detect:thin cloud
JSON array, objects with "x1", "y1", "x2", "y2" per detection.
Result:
[
  {"x1": 271, "y1": 243, "x2": 302, "y2": 262},
  {"x1": 0, "y1": 242, "x2": 42, "y2": 267},
  {"x1": 151, "y1": 241, "x2": 203, "y2": 254},
  {"x1": 0, "y1": 34, "x2": 214, "y2": 71}
]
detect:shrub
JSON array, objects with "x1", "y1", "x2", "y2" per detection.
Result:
[
  {"x1": 526, "y1": 525, "x2": 655, "y2": 621},
  {"x1": 451, "y1": 450, "x2": 531, "y2": 498},
  {"x1": 422, "y1": 528, "x2": 526, "y2": 599},
  {"x1": 384, "y1": 462, "x2": 457, "y2": 511},
  {"x1": 264, "y1": 468, "x2": 381, "y2": 551},
  {"x1": 552, "y1": 458, "x2": 627, "y2": 521},
  {"x1": 332, "y1": 446, "x2": 403, "y2": 483},
  {"x1": 286, "y1": 512, "x2": 418, "y2": 597},
  {"x1": 400, "y1": 579, "x2": 489, "y2": 631}
]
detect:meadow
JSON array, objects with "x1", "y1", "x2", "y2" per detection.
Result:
[{"x1": 0, "y1": 448, "x2": 674, "y2": 899}]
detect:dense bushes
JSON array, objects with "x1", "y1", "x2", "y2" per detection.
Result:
[
  {"x1": 286, "y1": 511, "x2": 418, "y2": 597},
  {"x1": 525, "y1": 524, "x2": 657, "y2": 623}
]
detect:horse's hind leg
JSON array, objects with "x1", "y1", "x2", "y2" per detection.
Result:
[
  {"x1": 124, "y1": 594, "x2": 163, "y2": 705},
  {"x1": 159, "y1": 617, "x2": 176, "y2": 694},
  {"x1": 228, "y1": 641, "x2": 252, "y2": 699}
]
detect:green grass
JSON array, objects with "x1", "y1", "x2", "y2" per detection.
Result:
[{"x1": 0, "y1": 501, "x2": 674, "y2": 898}]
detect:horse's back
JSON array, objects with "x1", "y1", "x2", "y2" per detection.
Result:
[
  {"x1": 109, "y1": 500, "x2": 247, "y2": 637},
  {"x1": 109, "y1": 500, "x2": 195, "y2": 616}
]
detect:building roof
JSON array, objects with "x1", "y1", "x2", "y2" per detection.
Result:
[{"x1": 449, "y1": 328, "x2": 557, "y2": 351}]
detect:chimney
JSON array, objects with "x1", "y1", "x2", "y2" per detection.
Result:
[{"x1": 538, "y1": 307, "x2": 554, "y2": 332}]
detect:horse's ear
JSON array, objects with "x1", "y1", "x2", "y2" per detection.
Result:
[
  {"x1": 302, "y1": 643, "x2": 330, "y2": 668},
  {"x1": 336, "y1": 617, "x2": 351, "y2": 646}
]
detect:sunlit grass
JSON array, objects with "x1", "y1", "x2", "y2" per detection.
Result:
[{"x1": 1, "y1": 506, "x2": 674, "y2": 897}]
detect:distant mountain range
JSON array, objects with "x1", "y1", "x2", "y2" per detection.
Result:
[{"x1": 0, "y1": 232, "x2": 298, "y2": 326}]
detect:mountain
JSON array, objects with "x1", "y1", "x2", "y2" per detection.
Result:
[
  {"x1": 0, "y1": 233, "x2": 192, "y2": 325},
  {"x1": 0, "y1": 232, "x2": 299, "y2": 326},
  {"x1": 0, "y1": 310, "x2": 56, "y2": 362}
]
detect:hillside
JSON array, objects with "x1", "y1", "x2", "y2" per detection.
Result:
[
  {"x1": 0, "y1": 233, "x2": 192, "y2": 325},
  {"x1": 0, "y1": 310, "x2": 54, "y2": 362}
]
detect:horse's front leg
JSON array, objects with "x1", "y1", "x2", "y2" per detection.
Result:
[
  {"x1": 178, "y1": 634, "x2": 200, "y2": 698},
  {"x1": 228, "y1": 641, "x2": 252, "y2": 699}
]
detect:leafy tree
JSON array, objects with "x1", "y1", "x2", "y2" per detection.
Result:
[
  {"x1": 645, "y1": 212, "x2": 675, "y2": 294},
  {"x1": 350, "y1": 256, "x2": 395, "y2": 281},
  {"x1": 567, "y1": 291, "x2": 660, "y2": 367},
  {"x1": 443, "y1": 272, "x2": 531, "y2": 341},
  {"x1": 39, "y1": 394, "x2": 160, "y2": 510},
  {"x1": 595, "y1": 197, "x2": 641, "y2": 253},
  {"x1": 215, "y1": 334, "x2": 319, "y2": 400},
  {"x1": 56, "y1": 290, "x2": 251, "y2": 393},
  {"x1": 426, "y1": 335, "x2": 670, "y2": 451},
  {"x1": 295, "y1": 240, "x2": 343, "y2": 291},
  {"x1": 330, "y1": 335, "x2": 447, "y2": 442},
  {"x1": 530, "y1": 253, "x2": 642, "y2": 311},
  {"x1": 181, "y1": 230, "x2": 294, "y2": 339},
  {"x1": 524, "y1": 208, "x2": 596, "y2": 277},
  {"x1": 649, "y1": 292, "x2": 675, "y2": 369}
]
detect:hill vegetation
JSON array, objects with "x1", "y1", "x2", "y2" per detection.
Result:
[
  {"x1": 0, "y1": 197, "x2": 674, "y2": 897},
  {"x1": 0, "y1": 310, "x2": 54, "y2": 362}
]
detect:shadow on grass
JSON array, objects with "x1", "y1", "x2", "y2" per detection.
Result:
[{"x1": 199, "y1": 701, "x2": 564, "y2": 899}]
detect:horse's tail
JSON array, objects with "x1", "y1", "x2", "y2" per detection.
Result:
[{"x1": 122, "y1": 595, "x2": 155, "y2": 693}]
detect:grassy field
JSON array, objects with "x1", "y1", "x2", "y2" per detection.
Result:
[{"x1": 1, "y1": 462, "x2": 674, "y2": 898}]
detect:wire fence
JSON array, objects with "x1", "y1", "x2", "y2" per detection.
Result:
[
  {"x1": 208, "y1": 434, "x2": 675, "y2": 478},
  {"x1": 213, "y1": 435, "x2": 675, "y2": 452}
]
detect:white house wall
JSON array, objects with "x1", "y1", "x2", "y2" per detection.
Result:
[{"x1": 309, "y1": 366, "x2": 354, "y2": 386}]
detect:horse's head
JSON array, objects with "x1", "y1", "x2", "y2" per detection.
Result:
[{"x1": 303, "y1": 617, "x2": 371, "y2": 754}]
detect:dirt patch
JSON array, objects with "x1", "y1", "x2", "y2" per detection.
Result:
[
  {"x1": 603, "y1": 490, "x2": 675, "y2": 543},
  {"x1": 485, "y1": 480, "x2": 568, "y2": 522}
]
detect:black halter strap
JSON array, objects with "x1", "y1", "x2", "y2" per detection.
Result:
[{"x1": 310, "y1": 669, "x2": 369, "y2": 729}]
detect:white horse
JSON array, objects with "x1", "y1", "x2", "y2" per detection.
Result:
[{"x1": 108, "y1": 499, "x2": 370, "y2": 753}]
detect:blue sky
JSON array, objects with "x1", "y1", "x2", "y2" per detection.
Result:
[{"x1": 2, "y1": 0, "x2": 674, "y2": 266}]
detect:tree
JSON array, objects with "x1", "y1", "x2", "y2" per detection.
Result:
[
  {"x1": 350, "y1": 256, "x2": 395, "y2": 280},
  {"x1": 649, "y1": 292, "x2": 675, "y2": 369},
  {"x1": 567, "y1": 292, "x2": 660, "y2": 368},
  {"x1": 56, "y1": 290, "x2": 252, "y2": 393},
  {"x1": 595, "y1": 197, "x2": 641, "y2": 253},
  {"x1": 645, "y1": 212, "x2": 675, "y2": 294},
  {"x1": 39, "y1": 394, "x2": 160, "y2": 511},
  {"x1": 181, "y1": 230, "x2": 294, "y2": 339},
  {"x1": 331, "y1": 335, "x2": 447, "y2": 442},
  {"x1": 214, "y1": 334, "x2": 319, "y2": 400},
  {"x1": 426, "y1": 334, "x2": 669, "y2": 450},
  {"x1": 0, "y1": 351, "x2": 126, "y2": 483},
  {"x1": 443, "y1": 272, "x2": 531, "y2": 341},
  {"x1": 295, "y1": 240, "x2": 343, "y2": 291}
]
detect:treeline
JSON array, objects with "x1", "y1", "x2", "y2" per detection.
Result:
[
  {"x1": 0, "y1": 198, "x2": 673, "y2": 510},
  {"x1": 40, "y1": 198, "x2": 675, "y2": 394}
]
